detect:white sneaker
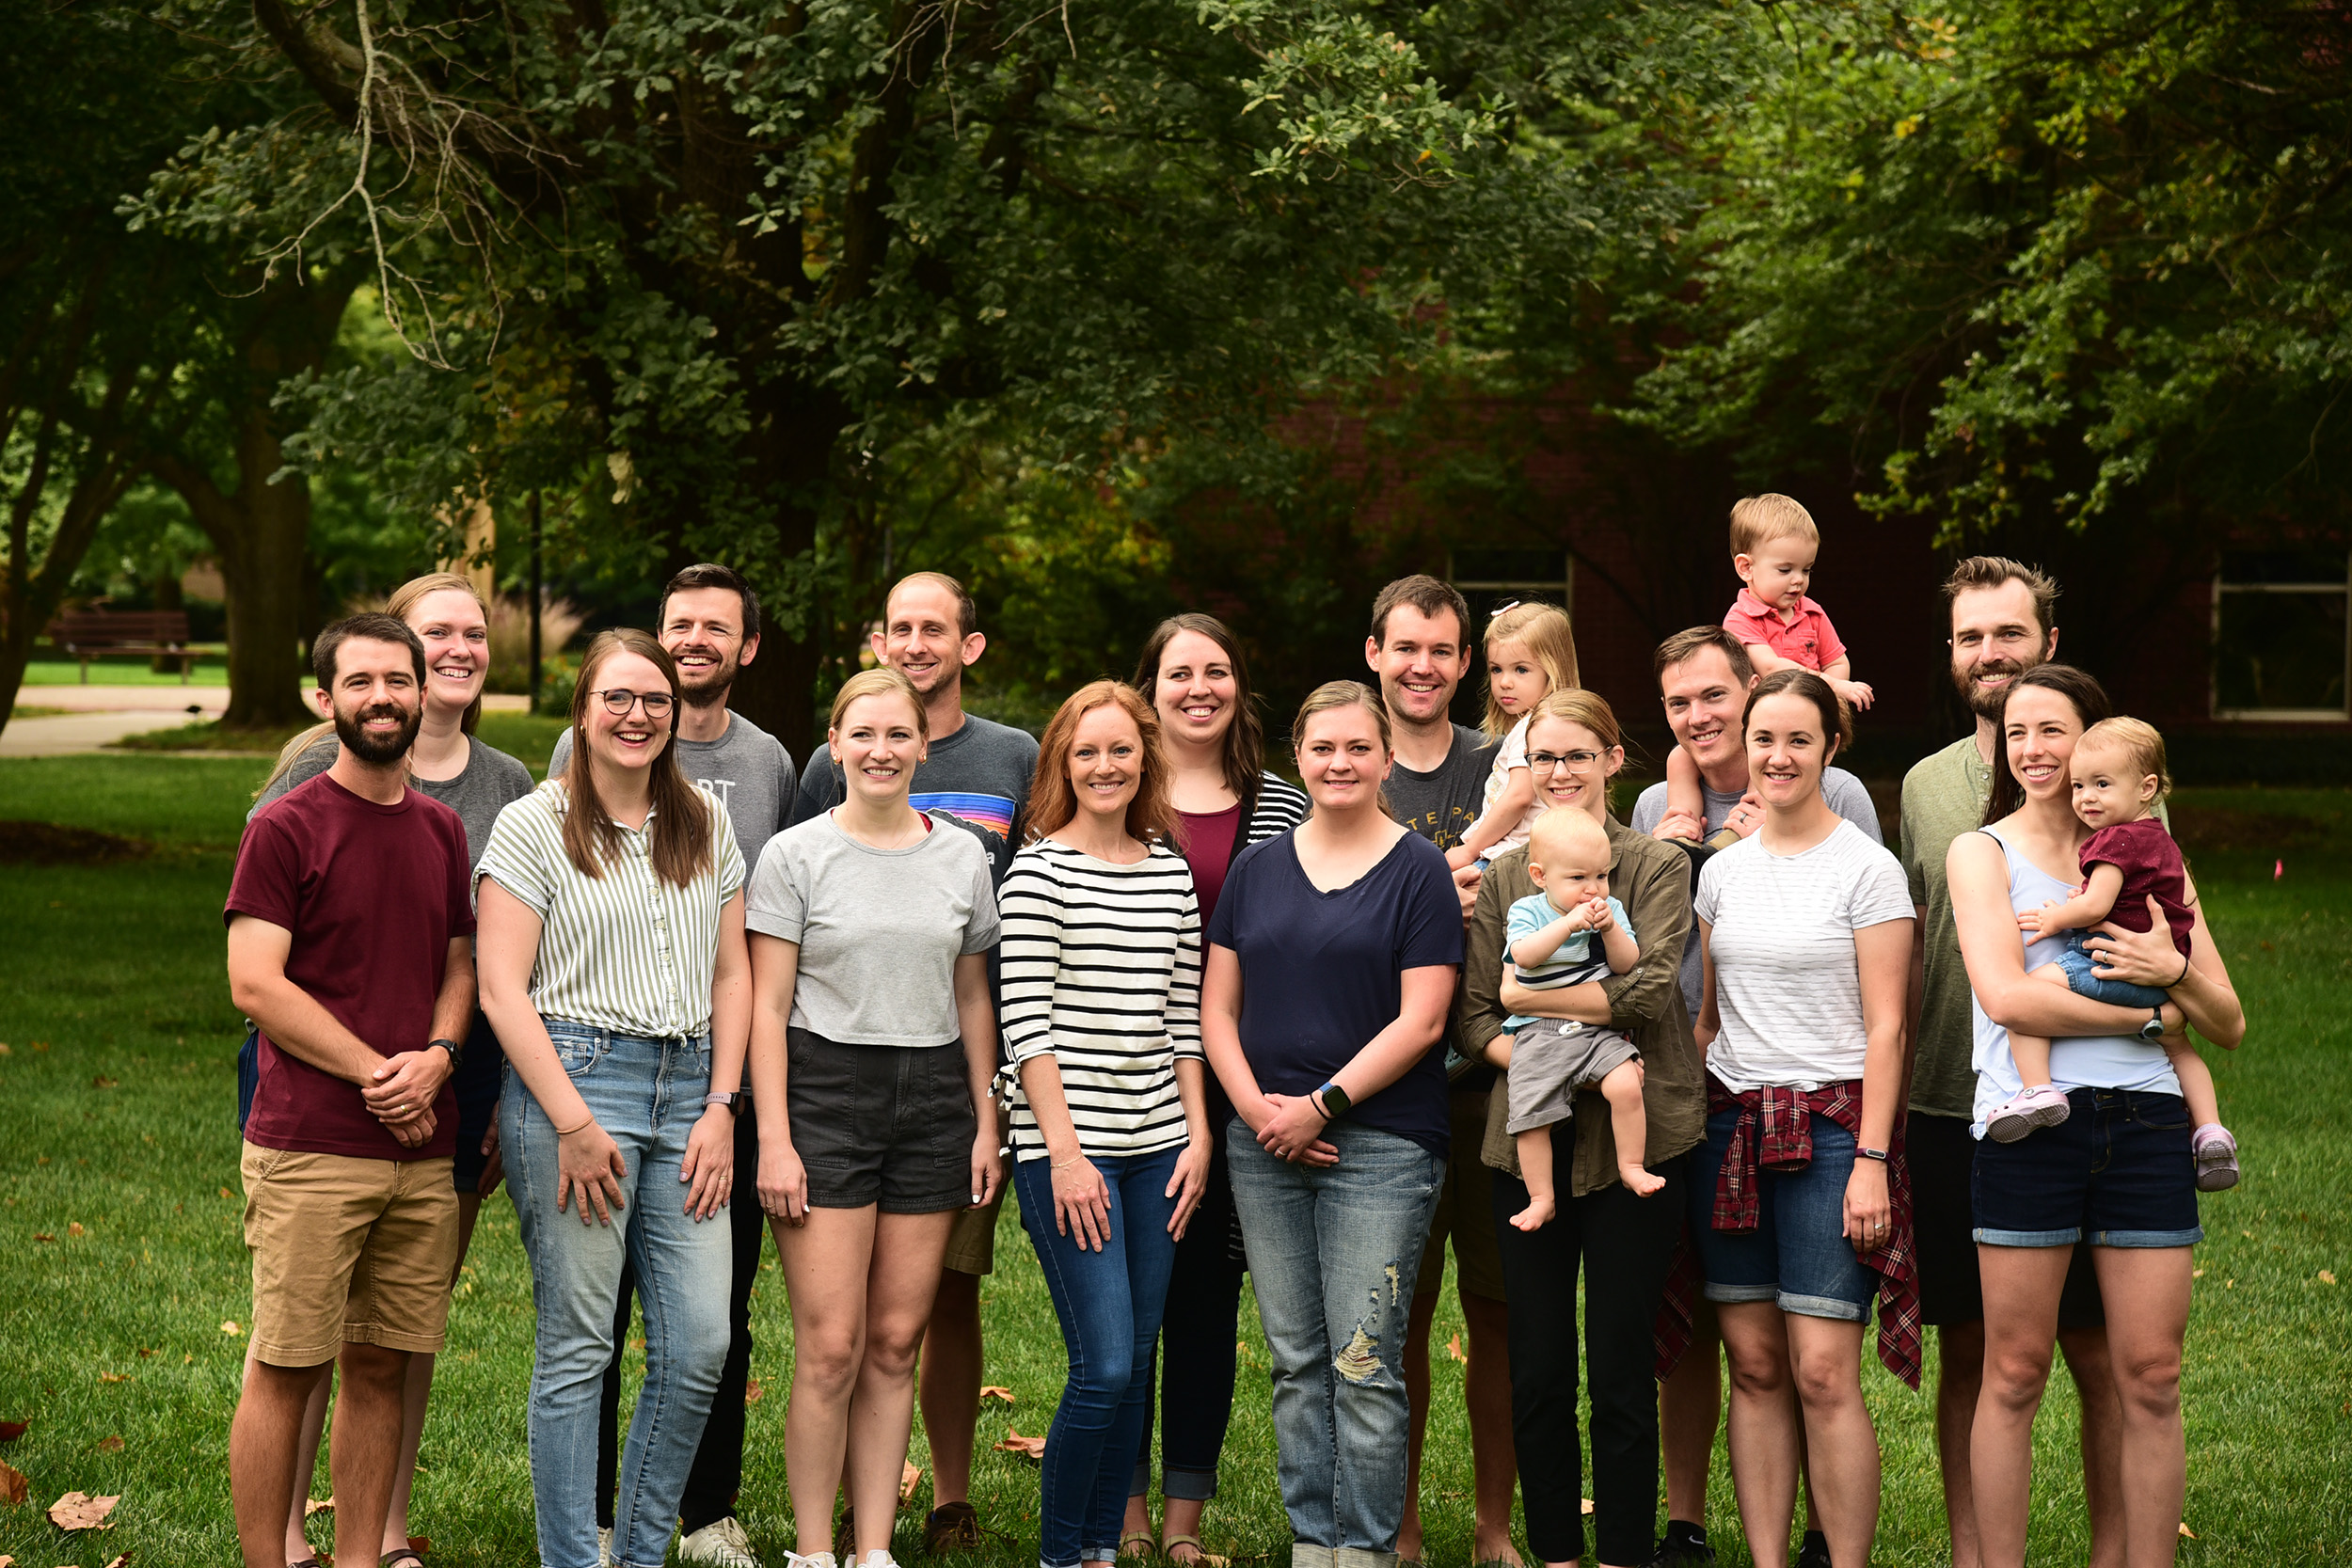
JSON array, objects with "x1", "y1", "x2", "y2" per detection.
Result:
[
  {"x1": 785, "y1": 1554, "x2": 840, "y2": 1568},
  {"x1": 851, "y1": 1551, "x2": 899, "y2": 1568},
  {"x1": 680, "y1": 1516, "x2": 763, "y2": 1568},
  {"x1": 598, "y1": 1525, "x2": 614, "y2": 1568}
]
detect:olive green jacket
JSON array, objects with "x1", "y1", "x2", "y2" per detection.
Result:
[{"x1": 1462, "y1": 815, "x2": 1706, "y2": 1196}]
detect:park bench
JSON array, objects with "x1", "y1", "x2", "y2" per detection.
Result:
[{"x1": 43, "y1": 609, "x2": 197, "y2": 682}]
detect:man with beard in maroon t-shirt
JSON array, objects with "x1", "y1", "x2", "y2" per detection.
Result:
[{"x1": 224, "y1": 614, "x2": 478, "y2": 1568}]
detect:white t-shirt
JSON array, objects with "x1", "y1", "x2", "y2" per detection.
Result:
[
  {"x1": 1695, "y1": 818, "x2": 1914, "y2": 1091},
  {"x1": 1478, "y1": 715, "x2": 1539, "y2": 859}
]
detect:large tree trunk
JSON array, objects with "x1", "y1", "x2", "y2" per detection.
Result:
[{"x1": 151, "y1": 271, "x2": 355, "y2": 729}]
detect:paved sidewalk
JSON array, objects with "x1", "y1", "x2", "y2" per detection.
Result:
[{"x1": 4, "y1": 687, "x2": 527, "y2": 758}]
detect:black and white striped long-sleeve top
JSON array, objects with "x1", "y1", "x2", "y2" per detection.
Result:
[
  {"x1": 999, "y1": 839, "x2": 1204, "y2": 1161},
  {"x1": 1242, "y1": 772, "x2": 1311, "y2": 846}
]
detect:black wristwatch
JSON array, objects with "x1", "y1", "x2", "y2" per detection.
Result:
[
  {"x1": 427, "y1": 1037, "x2": 463, "y2": 1069},
  {"x1": 1314, "y1": 1081, "x2": 1352, "y2": 1120},
  {"x1": 2140, "y1": 1007, "x2": 2167, "y2": 1041}
]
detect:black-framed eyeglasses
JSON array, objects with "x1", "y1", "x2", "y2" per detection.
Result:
[
  {"x1": 1528, "y1": 749, "x2": 1603, "y2": 770},
  {"x1": 593, "y1": 689, "x2": 675, "y2": 718}
]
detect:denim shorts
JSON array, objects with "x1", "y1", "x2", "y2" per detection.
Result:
[
  {"x1": 1689, "y1": 1104, "x2": 1878, "y2": 1323},
  {"x1": 1974, "y1": 1087, "x2": 2201, "y2": 1248},
  {"x1": 786, "y1": 1027, "x2": 977, "y2": 1213},
  {"x1": 2055, "y1": 937, "x2": 2169, "y2": 1009}
]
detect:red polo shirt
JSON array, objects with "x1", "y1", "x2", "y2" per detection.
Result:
[{"x1": 1724, "y1": 587, "x2": 1847, "y2": 673}]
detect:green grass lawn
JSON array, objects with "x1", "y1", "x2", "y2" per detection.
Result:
[
  {"x1": 19, "y1": 657, "x2": 231, "y2": 687},
  {"x1": 2, "y1": 762, "x2": 2346, "y2": 1565}
]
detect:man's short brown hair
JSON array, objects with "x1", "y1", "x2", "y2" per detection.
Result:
[
  {"x1": 1941, "y1": 555, "x2": 2058, "y2": 635},
  {"x1": 660, "y1": 563, "x2": 760, "y2": 641},
  {"x1": 1728, "y1": 494, "x2": 1819, "y2": 558},
  {"x1": 888, "y1": 570, "x2": 977, "y2": 639},
  {"x1": 1369, "y1": 574, "x2": 1472, "y2": 648},
  {"x1": 1652, "y1": 625, "x2": 1756, "y2": 688}
]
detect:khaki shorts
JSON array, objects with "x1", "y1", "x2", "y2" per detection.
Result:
[
  {"x1": 1414, "y1": 1088, "x2": 1507, "y2": 1302},
  {"x1": 942, "y1": 1183, "x2": 1008, "y2": 1275},
  {"x1": 242, "y1": 1141, "x2": 460, "y2": 1366}
]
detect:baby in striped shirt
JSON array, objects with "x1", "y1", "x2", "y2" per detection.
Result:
[{"x1": 1502, "y1": 808, "x2": 1661, "y2": 1231}]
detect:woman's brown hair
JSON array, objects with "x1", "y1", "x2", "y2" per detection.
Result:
[
  {"x1": 1982, "y1": 664, "x2": 2113, "y2": 826},
  {"x1": 1026, "y1": 680, "x2": 1182, "y2": 847},
  {"x1": 561, "y1": 629, "x2": 715, "y2": 887},
  {"x1": 1290, "y1": 680, "x2": 1395, "y2": 819},
  {"x1": 1741, "y1": 668, "x2": 1852, "y2": 758},
  {"x1": 254, "y1": 571, "x2": 490, "y2": 801},
  {"x1": 1133, "y1": 613, "x2": 1266, "y2": 800}
]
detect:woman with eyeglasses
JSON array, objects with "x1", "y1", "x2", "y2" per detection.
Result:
[
  {"x1": 1458, "y1": 688, "x2": 1706, "y2": 1568},
  {"x1": 475, "y1": 628, "x2": 753, "y2": 1568}
]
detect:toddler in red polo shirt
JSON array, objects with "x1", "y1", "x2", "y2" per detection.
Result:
[{"x1": 1664, "y1": 493, "x2": 1875, "y2": 830}]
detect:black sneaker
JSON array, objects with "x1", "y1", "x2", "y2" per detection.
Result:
[
  {"x1": 1795, "y1": 1529, "x2": 1833, "y2": 1568},
  {"x1": 1654, "y1": 1522, "x2": 1716, "y2": 1566}
]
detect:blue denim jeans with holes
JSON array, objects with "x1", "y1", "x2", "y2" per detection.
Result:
[
  {"x1": 503, "y1": 1021, "x2": 731, "y2": 1568},
  {"x1": 1017, "y1": 1146, "x2": 1182, "y2": 1568},
  {"x1": 1227, "y1": 1119, "x2": 1444, "y2": 1568}
]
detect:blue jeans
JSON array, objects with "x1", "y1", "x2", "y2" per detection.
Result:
[
  {"x1": 1017, "y1": 1146, "x2": 1183, "y2": 1568},
  {"x1": 1227, "y1": 1120, "x2": 1444, "y2": 1568},
  {"x1": 2057, "y1": 938, "x2": 2170, "y2": 1008},
  {"x1": 1690, "y1": 1105, "x2": 1878, "y2": 1323},
  {"x1": 503, "y1": 1022, "x2": 731, "y2": 1568}
]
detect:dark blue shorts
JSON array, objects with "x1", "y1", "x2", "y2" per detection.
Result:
[
  {"x1": 1690, "y1": 1104, "x2": 1879, "y2": 1323},
  {"x1": 1973, "y1": 1087, "x2": 2201, "y2": 1249},
  {"x1": 236, "y1": 1013, "x2": 504, "y2": 1193}
]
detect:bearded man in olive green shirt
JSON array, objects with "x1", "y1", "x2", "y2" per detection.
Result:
[{"x1": 1899, "y1": 557, "x2": 2125, "y2": 1568}]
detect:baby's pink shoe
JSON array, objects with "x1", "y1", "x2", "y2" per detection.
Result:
[
  {"x1": 1986, "y1": 1084, "x2": 2072, "y2": 1143},
  {"x1": 2193, "y1": 1123, "x2": 2239, "y2": 1191}
]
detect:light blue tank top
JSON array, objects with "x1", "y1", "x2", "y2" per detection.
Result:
[{"x1": 1968, "y1": 825, "x2": 2180, "y2": 1137}]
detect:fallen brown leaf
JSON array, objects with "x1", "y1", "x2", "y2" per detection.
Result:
[
  {"x1": 305, "y1": 1497, "x2": 333, "y2": 1516},
  {"x1": 67, "y1": 1222, "x2": 85, "y2": 1237},
  {"x1": 743, "y1": 1378, "x2": 764, "y2": 1403},
  {"x1": 900, "y1": 1460, "x2": 922, "y2": 1500},
  {"x1": 1445, "y1": 1334, "x2": 1466, "y2": 1365},
  {"x1": 2179, "y1": 1523, "x2": 2197, "y2": 1540},
  {"x1": 92, "y1": 1077, "x2": 118, "y2": 1089},
  {"x1": 993, "y1": 1426, "x2": 1047, "y2": 1460},
  {"x1": 135, "y1": 1350, "x2": 153, "y2": 1360},
  {"x1": 104, "y1": 1554, "x2": 134, "y2": 1567},
  {"x1": 0, "y1": 1420, "x2": 24, "y2": 1442},
  {"x1": 32, "y1": 1234, "x2": 54, "y2": 1243},
  {"x1": 220, "y1": 1322, "x2": 242, "y2": 1336},
  {"x1": 408, "y1": 1535, "x2": 432, "y2": 1553},
  {"x1": 98, "y1": 1374, "x2": 128, "y2": 1385},
  {"x1": 980, "y1": 1386, "x2": 1015, "y2": 1404},
  {"x1": 95, "y1": 1436, "x2": 123, "y2": 1453},
  {"x1": 1581, "y1": 1498, "x2": 1596, "y2": 1514},
  {"x1": 2321, "y1": 1269, "x2": 2339, "y2": 1285},
  {"x1": 0, "y1": 1457, "x2": 27, "y2": 1504},
  {"x1": 217, "y1": 1187, "x2": 231, "y2": 1199},
  {"x1": 48, "y1": 1490, "x2": 120, "y2": 1530}
]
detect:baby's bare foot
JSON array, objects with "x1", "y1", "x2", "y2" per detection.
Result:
[
  {"x1": 1511, "y1": 1196, "x2": 1557, "y2": 1231},
  {"x1": 1621, "y1": 1164, "x2": 1666, "y2": 1196}
]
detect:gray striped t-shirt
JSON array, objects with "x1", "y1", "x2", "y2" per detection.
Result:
[
  {"x1": 475, "y1": 780, "x2": 746, "y2": 1039},
  {"x1": 1693, "y1": 817, "x2": 1913, "y2": 1092}
]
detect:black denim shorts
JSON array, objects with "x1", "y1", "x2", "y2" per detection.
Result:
[
  {"x1": 1973, "y1": 1088, "x2": 2202, "y2": 1249},
  {"x1": 786, "y1": 1027, "x2": 978, "y2": 1214}
]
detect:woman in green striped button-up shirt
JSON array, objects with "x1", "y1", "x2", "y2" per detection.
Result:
[{"x1": 476, "y1": 628, "x2": 752, "y2": 1568}]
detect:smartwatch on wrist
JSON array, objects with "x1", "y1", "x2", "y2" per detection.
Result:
[
  {"x1": 2140, "y1": 1007, "x2": 2167, "y2": 1041},
  {"x1": 704, "y1": 1090, "x2": 744, "y2": 1117},
  {"x1": 427, "y1": 1037, "x2": 463, "y2": 1069},
  {"x1": 1854, "y1": 1146, "x2": 1889, "y2": 1164},
  {"x1": 1314, "y1": 1081, "x2": 1351, "y2": 1121}
]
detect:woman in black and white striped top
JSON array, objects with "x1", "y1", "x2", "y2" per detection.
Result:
[
  {"x1": 1119, "y1": 613, "x2": 1307, "y2": 1561},
  {"x1": 1003, "y1": 679, "x2": 1210, "y2": 1568}
]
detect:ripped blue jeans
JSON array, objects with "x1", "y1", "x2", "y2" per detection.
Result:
[{"x1": 1228, "y1": 1119, "x2": 1444, "y2": 1567}]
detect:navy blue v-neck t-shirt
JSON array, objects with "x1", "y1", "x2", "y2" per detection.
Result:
[{"x1": 1206, "y1": 828, "x2": 1463, "y2": 1158}]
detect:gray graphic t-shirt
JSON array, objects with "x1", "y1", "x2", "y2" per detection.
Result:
[
  {"x1": 1388, "y1": 723, "x2": 1501, "y2": 855},
  {"x1": 551, "y1": 709, "x2": 798, "y2": 876}
]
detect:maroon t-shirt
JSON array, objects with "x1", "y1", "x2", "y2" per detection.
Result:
[
  {"x1": 1178, "y1": 802, "x2": 1245, "y2": 927},
  {"x1": 226, "y1": 773, "x2": 475, "y2": 1159},
  {"x1": 2080, "y1": 816, "x2": 2192, "y2": 958}
]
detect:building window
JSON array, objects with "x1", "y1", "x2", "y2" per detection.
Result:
[
  {"x1": 2212, "y1": 549, "x2": 2349, "y2": 720},
  {"x1": 1449, "y1": 548, "x2": 1573, "y2": 630}
]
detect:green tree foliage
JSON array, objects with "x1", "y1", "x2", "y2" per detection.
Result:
[{"x1": 1629, "y1": 0, "x2": 2352, "y2": 543}]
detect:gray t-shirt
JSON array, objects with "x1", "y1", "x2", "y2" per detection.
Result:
[
  {"x1": 251, "y1": 734, "x2": 534, "y2": 870},
  {"x1": 1632, "y1": 766, "x2": 1883, "y2": 1019},
  {"x1": 745, "y1": 811, "x2": 1001, "y2": 1046},
  {"x1": 1389, "y1": 723, "x2": 1501, "y2": 854},
  {"x1": 551, "y1": 708, "x2": 798, "y2": 877},
  {"x1": 789, "y1": 711, "x2": 1039, "y2": 885}
]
